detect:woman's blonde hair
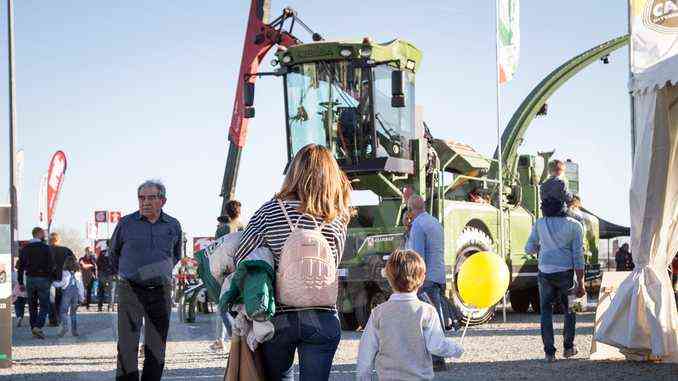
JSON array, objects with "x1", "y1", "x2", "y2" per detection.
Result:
[{"x1": 277, "y1": 144, "x2": 352, "y2": 222}]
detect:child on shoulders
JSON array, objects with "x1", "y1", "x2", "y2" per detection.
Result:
[{"x1": 357, "y1": 250, "x2": 463, "y2": 380}]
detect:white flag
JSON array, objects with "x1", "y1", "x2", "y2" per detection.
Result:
[{"x1": 498, "y1": 0, "x2": 520, "y2": 84}]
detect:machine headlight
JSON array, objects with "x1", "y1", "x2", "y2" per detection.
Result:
[
  {"x1": 281, "y1": 54, "x2": 292, "y2": 64},
  {"x1": 359, "y1": 46, "x2": 372, "y2": 58},
  {"x1": 406, "y1": 59, "x2": 416, "y2": 70},
  {"x1": 339, "y1": 48, "x2": 353, "y2": 58}
]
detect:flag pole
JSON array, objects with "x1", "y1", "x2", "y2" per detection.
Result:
[{"x1": 494, "y1": 0, "x2": 507, "y2": 323}]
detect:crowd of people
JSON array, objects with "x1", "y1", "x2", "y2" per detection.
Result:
[
  {"x1": 10, "y1": 149, "x2": 601, "y2": 381},
  {"x1": 11, "y1": 230, "x2": 118, "y2": 339}
]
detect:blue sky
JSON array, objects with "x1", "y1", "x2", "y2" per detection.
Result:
[{"x1": 0, "y1": 1, "x2": 632, "y2": 246}]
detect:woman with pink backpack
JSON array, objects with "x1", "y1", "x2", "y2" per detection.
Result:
[{"x1": 232, "y1": 144, "x2": 352, "y2": 381}]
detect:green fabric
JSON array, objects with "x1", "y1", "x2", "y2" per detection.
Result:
[
  {"x1": 195, "y1": 248, "x2": 221, "y2": 302},
  {"x1": 219, "y1": 259, "x2": 275, "y2": 321}
]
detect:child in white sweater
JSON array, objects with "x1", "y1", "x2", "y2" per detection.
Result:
[
  {"x1": 357, "y1": 249, "x2": 463, "y2": 380},
  {"x1": 52, "y1": 256, "x2": 85, "y2": 337}
]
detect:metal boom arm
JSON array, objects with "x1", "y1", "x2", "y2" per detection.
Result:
[{"x1": 219, "y1": 1, "x2": 304, "y2": 218}]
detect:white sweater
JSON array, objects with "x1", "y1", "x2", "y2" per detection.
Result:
[
  {"x1": 357, "y1": 292, "x2": 463, "y2": 380},
  {"x1": 52, "y1": 271, "x2": 85, "y2": 302}
]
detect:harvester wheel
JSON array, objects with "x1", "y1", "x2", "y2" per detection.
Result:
[
  {"x1": 450, "y1": 227, "x2": 496, "y2": 325},
  {"x1": 355, "y1": 289, "x2": 388, "y2": 330},
  {"x1": 509, "y1": 289, "x2": 531, "y2": 313}
]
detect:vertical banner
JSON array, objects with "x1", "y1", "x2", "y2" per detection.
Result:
[
  {"x1": 38, "y1": 173, "x2": 47, "y2": 229},
  {"x1": 46, "y1": 151, "x2": 68, "y2": 231},
  {"x1": 498, "y1": 0, "x2": 520, "y2": 84},
  {"x1": 0, "y1": 206, "x2": 12, "y2": 367}
]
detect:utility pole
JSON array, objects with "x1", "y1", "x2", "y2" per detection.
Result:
[{"x1": 8, "y1": 0, "x2": 17, "y2": 263}]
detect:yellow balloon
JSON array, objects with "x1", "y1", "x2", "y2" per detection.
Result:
[{"x1": 457, "y1": 251, "x2": 510, "y2": 309}]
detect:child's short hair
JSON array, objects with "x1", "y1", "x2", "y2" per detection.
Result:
[
  {"x1": 64, "y1": 256, "x2": 79, "y2": 273},
  {"x1": 548, "y1": 160, "x2": 565, "y2": 175},
  {"x1": 384, "y1": 250, "x2": 426, "y2": 293}
]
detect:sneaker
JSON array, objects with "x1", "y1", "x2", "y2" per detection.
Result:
[
  {"x1": 563, "y1": 347, "x2": 578, "y2": 359},
  {"x1": 545, "y1": 354, "x2": 556, "y2": 363},
  {"x1": 209, "y1": 340, "x2": 224, "y2": 352},
  {"x1": 57, "y1": 325, "x2": 67, "y2": 337},
  {"x1": 32, "y1": 327, "x2": 45, "y2": 339},
  {"x1": 16, "y1": 317, "x2": 22, "y2": 327}
]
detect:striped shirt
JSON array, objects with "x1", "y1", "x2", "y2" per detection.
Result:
[{"x1": 233, "y1": 198, "x2": 348, "y2": 310}]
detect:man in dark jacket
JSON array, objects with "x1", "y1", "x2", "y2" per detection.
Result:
[
  {"x1": 615, "y1": 243, "x2": 634, "y2": 271},
  {"x1": 79, "y1": 247, "x2": 97, "y2": 309},
  {"x1": 16, "y1": 227, "x2": 54, "y2": 339},
  {"x1": 48, "y1": 232, "x2": 76, "y2": 325},
  {"x1": 96, "y1": 246, "x2": 114, "y2": 311}
]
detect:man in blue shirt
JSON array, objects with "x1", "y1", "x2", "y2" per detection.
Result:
[
  {"x1": 406, "y1": 195, "x2": 447, "y2": 370},
  {"x1": 111, "y1": 180, "x2": 182, "y2": 381},
  {"x1": 525, "y1": 216, "x2": 585, "y2": 362}
]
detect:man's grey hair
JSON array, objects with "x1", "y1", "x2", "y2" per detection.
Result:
[
  {"x1": 408, "y1": 195, "x2": 426, "y2": 212},
  {"x1": 137, "y1": 179, "x2": 166, "y2": 198}
]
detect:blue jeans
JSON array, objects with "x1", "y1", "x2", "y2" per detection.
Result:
[
  {"x1": 26, "y1": 276, "x2": 51, "y2": 329},
  {"x1": 60, "y1": 285, "x2": 80, "y2": 333},
  {"x1": 538, "y1": 270, "x2": 576, "y2": 356},
  {"x1": 419, "y1": 282, "x2": 446, "y2": 364},
  {"x1": 261, "y1": 310, "x2": 341, "y2": 381}
]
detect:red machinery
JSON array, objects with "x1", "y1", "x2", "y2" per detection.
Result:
[{"x1": 218, "y1": 0, "x2": 320, "y2": 218}]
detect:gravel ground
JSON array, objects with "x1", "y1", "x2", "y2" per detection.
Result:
[{"x1": 1, "y1": 307, "x2": 675, "y2": 380}]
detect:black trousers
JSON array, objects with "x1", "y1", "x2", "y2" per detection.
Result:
[
  {"x1": 84, "y1": 281, "x2": 95, "y2": 308},
  {"x1": 49, "y1": 287, "x2": 63, "y2": 325},
  {"x1": 98, "y1": 276, "x2": 111, "y2": 310},
  {"x1": 116, "y1": 280, "x2": 171, "y2": 381}
]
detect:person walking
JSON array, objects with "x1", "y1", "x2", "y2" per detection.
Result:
[
  {"x1": 357, "y1": 250, "x2": 463, "y2": 380},
  {"x1": 405, "y1": 194, "x2": 449, "y2": 371},
  {"x1": 79, "y1": 247, "x2": 97, "y2": 310},
  {"x1": 15, "y1": 227, "x2": 54, "y2": 339},
  {"x1": 210, "y1": 200, "x2": 244, "y2": 352},
  {"x1": 615, "y1": 243, "x2": 634, "y2": 272},
  {"x1": 525, "y1": 215, "x2": 585, "y2": 362},
  {"x1": 96, "y1": 247, "x2": 114, "y2": 311},
  {"x1": 232, "y1": 144, "x2": 351, "y2": 381},
  {"x1": 48, "y1": 232, "x2": 76, "y2": 326},
  {"x1": 53, "y1": 256, "x2": 85, "y2": 337},
  {"x1": 12, "y1": 266, "x2": 27, "y2": 327},
  {"x1": 110, "y1": 180, "x2": 182, "y2": 381}
]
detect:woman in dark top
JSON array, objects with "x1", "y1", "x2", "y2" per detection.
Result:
[
  {"x1": 233, "y1": 144, "x2": 351, "y2": 381},
  {"x1": 79, "y1": 248, "x2": 97, "y2": 310}
]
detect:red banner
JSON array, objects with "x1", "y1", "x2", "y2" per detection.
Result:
[
  {"x1": 109, "y1": 211, "x2": 122, "y2": 223},
  {"x1": 94, "y1": 210, "x2": 108, "y2": 224},
  {"x1": 193, "y1": 237, "x2": 215, "y2": 253},
  {"x1": 46, "y1": 151, "x2": 67, "y2": 228}
]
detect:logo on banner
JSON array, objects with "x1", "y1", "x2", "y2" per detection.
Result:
[
  {"x1": 109, "y1": 211, "x2": 122, "y2": 223},
  {"x1": 645, "y1": 0, "x2": 678, "y2": 32},
  {"x1": 94, "y1": 211, "x2": 108, "y2": 224},
  {"x1": 193, "y1": 237, "x2": 215, "y2": 253}
]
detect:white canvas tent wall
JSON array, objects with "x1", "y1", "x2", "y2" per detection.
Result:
[{"x1": 594, "y1": 1, "x2": 678, "y2": 361}]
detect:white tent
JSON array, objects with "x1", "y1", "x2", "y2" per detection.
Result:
[{"x1": 594, "y1": 0, "x2": 678, "y2": 362}]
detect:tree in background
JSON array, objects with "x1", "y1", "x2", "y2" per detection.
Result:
[{"x1": 53, "y1": 228, "x2": 87, "y2": 257}]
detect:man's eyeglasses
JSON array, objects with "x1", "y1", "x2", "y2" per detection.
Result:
[{"x1": 138, "y1": 195, "x2": 162, "y2": 201}]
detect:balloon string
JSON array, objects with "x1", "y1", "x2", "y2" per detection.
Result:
[{"x1": 459, "y1": 309, "x2": 473, "y2": 346}]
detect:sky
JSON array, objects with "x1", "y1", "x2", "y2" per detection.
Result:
[{"x1": 0, "y1": 1, "x2": 633, "y2": 248}]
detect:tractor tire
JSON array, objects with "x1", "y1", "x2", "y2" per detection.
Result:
[
  {"x1": 339, "y1": 312, "x2": 359, "y2": 331},
  {"x1": 355, "y1": 289, "x2": 389, "y2": 330},
  {"x1": 510, "y1": 289, "x2": 531, "y2": 313},
  {"x1": 450, "y1": 227, "x2": 496, "y2": 325}
]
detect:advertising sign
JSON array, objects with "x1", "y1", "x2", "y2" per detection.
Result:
[
  {"x1": 109, "y1": 211, "x2": 122, "y2": 223},
  {"x1": 94, "y1": 210, "x2": 108, "y2": 224},
  {"x1": 630, "y1": 0, "x2": 678, "y2": 73},
  {"x1": 0, "y1": 206, "x2": 12, "y2": 368}
]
